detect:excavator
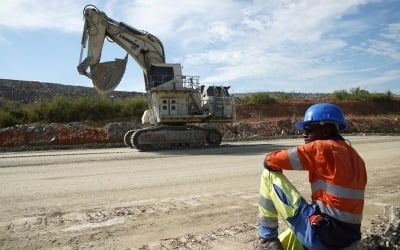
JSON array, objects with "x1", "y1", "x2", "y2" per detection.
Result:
[{"x1": 77, "y1": 5, "x2": 236, "y2": 150}]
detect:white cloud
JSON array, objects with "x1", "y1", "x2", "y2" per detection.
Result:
[
  {"x1": 0, "y1": 0, "x2": 398, "y2": 93},
  {"x1": 0, "y1": 0, "x2": 87, "y2": 32},
  {"x1": 118, "y1": 0, "x2": 242, "y2": 39},
  {"x1": 350, "y1": 70, "x2": 400, "y2": 87},
  {"x1": 174, "y1": 0, "x2": 368, "y2": 86},
  {"x1": 257, "y1": 0, "x2": 365, "y2": 44},
  {"x1": 354, "y1": 21, "x2": 400, "y2": 61},
  {"x1": 362, "y1": 40, "x2": 400, "y2": 60},
  {"x1": 382, "y1": 22, "x2": 400, "y2": 40}
]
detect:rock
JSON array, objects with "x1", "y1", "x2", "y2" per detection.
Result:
[
  {"x1": 54, "y1": 125, "x2": 108, "y2": 145},
  {"x1": 385, "y1": 205, "x2": 400, "y2": 224},
  {"x1": 363, "y1": 206, "x2": 400, "y2": 250},
  {"x1": 103, "y1": 122, "x2": 139, "y2": 143}
]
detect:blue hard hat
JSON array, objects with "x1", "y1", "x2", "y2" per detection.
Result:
[{"x1": 295, "y1": 103, "x2": 346, "y2": 131}]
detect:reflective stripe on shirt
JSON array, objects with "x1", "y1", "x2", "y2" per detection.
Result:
[
  {"x1": 315, "y1": 200, "x2": 363, "y2": 224},
  {"x1": 311, "y1": 180, "x2": 365, "y2": 200},
  {"x1": 287, "y1": 147, "x2": 304, "y2": 170}
]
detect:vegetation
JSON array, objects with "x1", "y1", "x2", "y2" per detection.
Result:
[
  {"x1": 271, "y1": 92, "x2": 293, "y2": 100},
  {"x1": 236, "y1": 92, "x2": 276, "y2": 105},
  {"x1": 0, "y1": 96, "x2": 147, "y2": 128},
  {"x1": 0, "y1": 87, "x2": 396, "y2": 128},
  {"x1": 331, "y1": 88, "x2": 393, "y2": 102}
]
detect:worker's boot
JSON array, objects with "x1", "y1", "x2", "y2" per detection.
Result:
[{"x1": 255, "y1": 237, "x2": 283, "y2": 250}]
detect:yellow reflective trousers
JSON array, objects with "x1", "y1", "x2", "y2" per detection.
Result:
[{"x1": 259, "y1": 169, "x2": 325, "y2": 249}]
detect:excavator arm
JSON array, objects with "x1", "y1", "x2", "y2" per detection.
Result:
[{"x1": 77, "y1": 5, "x2": 166, "y2": 93}]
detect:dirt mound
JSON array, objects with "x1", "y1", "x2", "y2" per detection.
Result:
[
  {"x1": 0, "y1": 102, "x2": 399, "y2": 149},
  {"x1": 0, "y1": 116, "x2": 398, "y2": 150},
  {"x1": 236, "y1": 100, "x2": 400, "y2": 119}
]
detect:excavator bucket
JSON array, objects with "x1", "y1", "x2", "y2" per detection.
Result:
[{"x1": 91, "y1": 55, "x2": 128, "y2": 94}]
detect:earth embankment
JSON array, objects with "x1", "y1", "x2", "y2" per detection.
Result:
[
  {"x1": 1, "y1": 102, "x2": 398, "y2": 149},
  {"x1": 0, "y1": 79, "x2": 399, "y2": 149}
]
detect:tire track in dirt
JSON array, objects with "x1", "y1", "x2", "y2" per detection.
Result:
[
  {"x1": 5, "y1": 190, "x2": 261, "y2": 249},
  {"x1": 7, "y1": 191, "x2": 257, "y2": 232}
]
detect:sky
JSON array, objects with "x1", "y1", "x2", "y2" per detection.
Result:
[{"x1": 0, "y1": 0, "x2": 399, "y2": 94}]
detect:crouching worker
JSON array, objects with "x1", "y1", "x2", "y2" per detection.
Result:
[{"x1": 255, "y1": 103, "x2": 367, "y2": 250}]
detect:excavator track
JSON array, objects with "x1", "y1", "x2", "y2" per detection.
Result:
[
  {"x1": 124, "y1": 125, "x2": 222, "y2": 151},
  {"x1": 123, "y1": 130, "x2": 136, "y2": 148}
]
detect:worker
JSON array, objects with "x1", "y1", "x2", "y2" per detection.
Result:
[{"x1": 255, "y1": 103, "x2": 367, "y2": 249}]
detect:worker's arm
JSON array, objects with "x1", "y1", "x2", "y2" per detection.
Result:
[
  {"x1": 264, "y1": 143, "x2": 319, "y2": 171},
  {"x1": 264, "y1": 150, "x2": 293, "y2": 171}
]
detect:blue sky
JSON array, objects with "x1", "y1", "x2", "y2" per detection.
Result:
[{"x1": 0, "y1": 0, "x2": 399, "y2": 94}]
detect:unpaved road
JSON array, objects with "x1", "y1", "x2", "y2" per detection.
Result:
[{"x1": 1, "y1": 136, "x2": 399, "y2": 249}]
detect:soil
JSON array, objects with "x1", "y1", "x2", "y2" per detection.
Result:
[
  {"x1": 0, "y1": 137, "x2": 399, "y2": 249},
  {"x1": 1, "y1": 80, "x2": 399, "y2": 249}
]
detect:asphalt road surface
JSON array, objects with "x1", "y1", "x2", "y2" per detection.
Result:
[{"x1": 1, "y1": 136, "x2": 399, "y2": 249}]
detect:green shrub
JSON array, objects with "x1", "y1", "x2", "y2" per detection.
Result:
[
  {"x1": 81, "y1": 97, "x2": 118, "y2": 121},
  {"x1": 48, "y1": 97, "x2": 76, "y2": 122},
  {"x1": 331, "y1": 88, "x2": 393, "y2": 102},
  {"x1": 369, "y1": 90, "x2": 393, "y2": 102},
  {"x1": 0, "y1": 99, "x2": 25, "y2": 126},
  {"x1": 0, "y1": 110, "x2": 20, "y2": 127},
  {"x1": 331, "y1": 90, "x2": 350, "y2": 101},
  {"x1": 25, "y1": 101, "x2": 51, "y2": 123},
  {"x1": 0, "y1": 96, "x2": 148, "y2": 128},
  {"x1": 274, "y1": 92, "x2": 293, "y2": 100},
  {"x1": 118, "y1": 97, "x2": 148, "y2": 117},
  {"x1": 238, "y1": 92, "x2": 276, "y2": 105}
]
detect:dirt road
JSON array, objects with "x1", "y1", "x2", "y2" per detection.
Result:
[{"x1": 1, "y1": 136, "x2": 399, "y2": 249}]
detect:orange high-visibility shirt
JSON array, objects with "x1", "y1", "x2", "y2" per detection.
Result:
[{"x1": 265, "y1": 139, "x2": 367, "y2": 224}]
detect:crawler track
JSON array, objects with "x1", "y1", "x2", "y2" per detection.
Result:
[{"x1": 124, "y1": 125, "x2": 222, "y2": 151}]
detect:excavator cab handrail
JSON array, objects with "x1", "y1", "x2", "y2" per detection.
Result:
[
  {"x1": 149, "y1": 74, "x2": 200, "y2": 90},
  {"x1": 182, "y1": 76, "x2": 200, "y2": 89}
]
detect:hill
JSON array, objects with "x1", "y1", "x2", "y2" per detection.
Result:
[
  {"x1": 1, "y1": 79, "x2": 333, "y2": 104},
  {"x1": 0, "y1": 79, "x2": 145, "y2": 103}
]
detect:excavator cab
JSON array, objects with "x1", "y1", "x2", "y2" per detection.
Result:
[{"x1": 149, "y1": 65, "x2": 175, "y2": 88}]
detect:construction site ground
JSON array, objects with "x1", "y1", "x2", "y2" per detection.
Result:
[{"x1": 0, "y1": 136, "x2": 399, "y2": 249}]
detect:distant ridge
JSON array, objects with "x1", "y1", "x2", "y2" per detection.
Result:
[{"x1": 0, "y1": 79, "x2": 145, "y2": 104}]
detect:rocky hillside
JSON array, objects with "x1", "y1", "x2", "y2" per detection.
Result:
[
  {"x1": 1, "y1": 78, "x2": 331, "y2": 104},
  {"x1": 0, "y1": 79, "x2": 144, "y2": 103}
]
